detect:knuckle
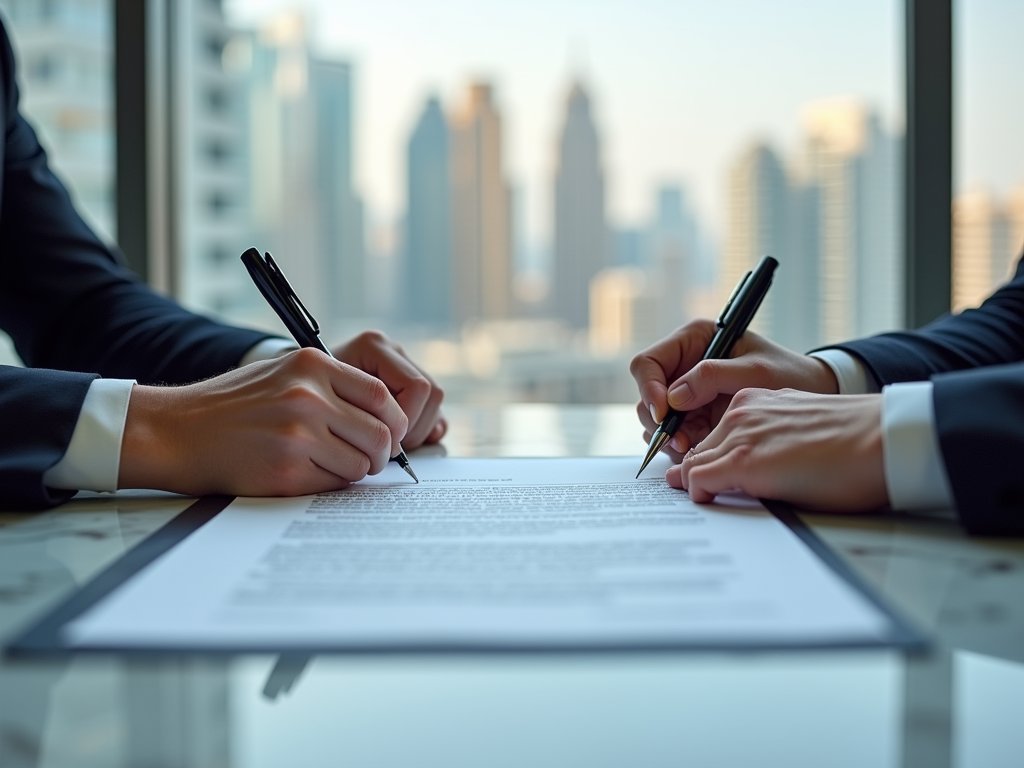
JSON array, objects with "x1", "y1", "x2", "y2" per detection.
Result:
[
  {"x1": 369, "y1": 420, "x2": 392, "y2": 453},
  {"x1": 288, "y1": 346, "x2": 323, "y2": 373},
  {"x1": 430, "y1": 384, "x2": 445, "y2": 405},
  {"x1": 731, "y1": 387, "x2": 755, "y2": 406},
  {"x1": 365, "y1": 378, "x2": 391, "y2": 409},
  {"x1": 407, "y1": 375, "x2": 431, "y2": 398},
  {"x1": 358, "y1": 329, "x2": 388, "y2": 347},
  {"x1": 354, "y1": 453, "x2": 372, "y2": 478}
]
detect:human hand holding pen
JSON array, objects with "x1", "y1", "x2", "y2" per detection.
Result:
[
  {"x1": 118, "y1": 348, "x2": 411, "y2": 496},
  {"x1": 630, "y1": 319, "x2": 841, "y2": 460}
]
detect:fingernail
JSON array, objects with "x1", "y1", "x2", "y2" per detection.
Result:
[
  {"x1": 669, "y1": 437, "x2": 683, "y2": 452},
  {"x1": 667, "y1": 381, "x2": 692, "y2": 409},
  {"x1": 650, "y1": 404, "x2": 659, "y2": 423}
]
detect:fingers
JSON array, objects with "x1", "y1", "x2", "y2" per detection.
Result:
[
  {"x1": 333, "y1": 331, "x2": 445, "y2": 448},
  {"x1": 636, "y1": 399, "x2": 714, "y2": 455},
  {"x1": 630, "y1": 319, "x2": 717, "y2": 422},
  {"x1": 426, "y1": 415, "x2": 448, "y2": 444},
  {"x1": 665, "y1": 356, "x2": 774, "y2": 414},
  {"x1": 322, "y1": 398, "x2": 398, "y2": 475},
  {"x1": 283, "y1": 348, "x2": 407, "y2": 466},
  {"x1": 321, "y1": 360, "x2": 410, "y2": 455}
]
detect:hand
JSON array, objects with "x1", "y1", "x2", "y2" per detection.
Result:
[
  {"x1": 119, "y1": 348, "x2": 410, "y2": 496},
  {"x1": 672, "y1": 388, "x2": 888, "y2": 512},
  {"x1": 332, "y1": 330, "x2": 446, "y2": 449},
  {"x1": 631, "y1": 319, "x2": 840, "y2": 456}
]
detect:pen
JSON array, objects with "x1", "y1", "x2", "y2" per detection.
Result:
[
  {"x1": 240, "y1": 247, "x2": 419, "y2": 483},
  {"x1": 636, "y1": 254, "x2": 779, "y2": 478}
]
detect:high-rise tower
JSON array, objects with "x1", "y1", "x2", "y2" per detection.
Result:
[
  {"x1": 553, "y1": 83, "x2": 607, "y2": 329},
  {"x1": 403, "y1": 96, "x2": 452, "y2": 327},
  {"x1": 449, "y1": 83, "x2": 512, "y2": 325},
  {"x1": 800, "y1": 99, "x2": 900, "y2": 343},
  {"x1": 232, "y1": 12, "x2": 364, "y2": 329},
  {"x1": 725, "y1": 143, "x2": 797, "y2": 344}
]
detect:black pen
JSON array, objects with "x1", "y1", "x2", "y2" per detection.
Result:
[
  {"x1": 241, "y1": 247, "x2": 419, "y2": 483},
  {"x1": 636, "y1": 255, "x2": 779, "y2": 478}
]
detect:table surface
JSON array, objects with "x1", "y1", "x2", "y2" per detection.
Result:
[{"x1": 1, "y1": 403, "x2": 1022, "y2": 768}]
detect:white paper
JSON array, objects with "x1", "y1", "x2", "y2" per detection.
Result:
[{"x1": 66, "y1": 457, "x2": 890, "y2": 649}]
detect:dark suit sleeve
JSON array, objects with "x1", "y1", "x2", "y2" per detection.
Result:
[
  {"x1": 0, "y1": 22, "x2": 270, "y2": 509},
  {"x1": 931, "y1": 363, "x2": 1024, "y2": 536},
  {"x1": 827, "y1": 255, "x2": 1024, "y2": 385},
  {"x1": 821, "y1": 254, "x2": 1024, "y2": 535}
]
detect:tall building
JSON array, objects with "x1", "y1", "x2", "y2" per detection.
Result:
[
  {"x1": 176, "y1": 0, "x2": 252, "y2": 316},
  {"x1": 800, "y1": 99, "x2": 901, "y2": 343},
  {"x1": 553, "y1": 83, "x2": 607, "y2": 329},
  {"x1": 403, "y1": 96, "x2": 452, "y2": 327},
  {"x1": 230, "y1": 12, "x2": 364, "y2": 330},
  {"x1": 589, "y1": 267, "x2": 659, "y2": 356},
  {"x1": 725, "y1": 143, "x2": 796, "y2": 343},
  {"x1": 450, "y1": 82, "x2": 512, "y2": 325},
  {"x1": 648, "y1": 186, "x2": 703, "y2": 334},
  {"x1": 953, "y1": 188, "x2": 1021, "y2": 310},
  {"x1": 3, "y1": 0, "x2": 114, "y2": 241}
]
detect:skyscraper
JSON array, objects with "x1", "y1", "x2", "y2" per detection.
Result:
[
  {"x1": 800, "y1": 99, "x2": 900, "y2": 342},
  {"x1": 953, "y1": 188, "x2": 1015, "y2": 310},
  {"x1": 553, "y1": 83, "x2": 607, "y2": 329},
  {"x1": 403, "y1": 96, "x2": 452, "y2": 327},
  {"x1": 4, "y1": 0, "x2": 114, "y2": 241},
  {"x1": 177, "y1": 0, "x2": 252, "y2": 315},
  {"x1": 450, "y1": 82, "x2": 512, "y2": 325},
  {"x1": 230, "y1": 12, "x2": 364, "y2": 329},
  {"x1": 310, "y1": 57, "x2": 364, "y2": 324},
  {"x1": 725, "y1": 143, "x2": 804, "y2": 346}
]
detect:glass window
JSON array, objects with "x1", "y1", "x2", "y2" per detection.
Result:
[
  {"x1": 1, "y1": 0, "x2": 115, "y2": 243},
  {"x1": 174, "y1": 0, "x2": 903, "y2": 403},
  {"x1": 953, "y1": 0, "x2": 1024, "y2": 311}
]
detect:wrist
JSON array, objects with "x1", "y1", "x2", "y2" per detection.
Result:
[
  {"x1": 118, "y1": 385, "x2": 184, "y2": 490},
  {"x1": 806, "y1": 356, "x2": 841, "y2": 395}
]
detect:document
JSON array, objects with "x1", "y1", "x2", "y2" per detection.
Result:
[{"x1": 64, "y1": 457, "x2": 893, "y2": 650}]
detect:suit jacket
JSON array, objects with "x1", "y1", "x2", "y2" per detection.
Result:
[
  {"x1": 835, "y1": 255, "x2": 1024, "y2": 536},
  {"x1": 0, "y1": 22, "x2": 268, "y2": 509}
]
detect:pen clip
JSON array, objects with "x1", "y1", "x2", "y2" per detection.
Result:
[
  {"x1": 266, "y1": 252, "x2": 320, "y2": 335},
  {"x1": 718, "y1": 270, "x2": 751, "y2": 327}
]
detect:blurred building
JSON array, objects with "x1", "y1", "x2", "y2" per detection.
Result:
[
  {"x1": 648, "y1": 185, "x2": 705, "y2": 335},
  {"x1": 953, "y1": 187, "x2": 1024, "y2": 310},
  {"x1": 3, "y1": 0, "x2": 114, "y2": 241},
  {"x1": 589, "y1": 267, "x2": 659, "y2": 356},
  {"x1": 176, "y1": 0, "x2": 252, "y2": 317},
  {"x1": 403, "y1": 96, "x2": 452, "y2": 328},
  {"x1": 726, "y1": 100, "x2": 901, "y2": 351},
  {"x1": 800, "y1": 98, "x2": 901, "y2": 343},
  {"x1": 725, "y1": 143, "x2": 797, "y2": 344},
  {"x1": 228, "y1": 12, "x2": 365, "y2": 330},
  {"x1": 553, "y1": 83, "x2": 608, "y2": 330},
  {"x1": 450, "y1": 82, "x2": 512, "y2": 325}
]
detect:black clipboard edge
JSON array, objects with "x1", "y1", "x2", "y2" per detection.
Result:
[
  {"x1": 6, "y1": 495, "x2": 930, "y2": 657},
  {"x1": 4, "y1": 495, "x2": 233, "y2": 656},
  {"x1": 761, "y1": 499, "x2": 929, "y2": 653}
]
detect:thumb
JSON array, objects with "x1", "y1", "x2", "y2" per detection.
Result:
[{"x1": 666, "y1": 357, "x2": 771, "y2": 412}]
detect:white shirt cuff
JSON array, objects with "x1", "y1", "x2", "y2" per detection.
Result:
[
  {"x1": 809, "y1": 349, "x2": 880, "y2": 395},
  {"x1": 43, "y1": 378, "x2": 135, "y2": 492},
  {"x1": 881, "y1": 381, "x2": 955, "y2": 511},
  {"x1": 239, "y1": 337, "x2": 298, "y2": 366}
]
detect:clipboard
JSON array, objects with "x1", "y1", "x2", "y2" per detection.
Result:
[{"x1": 5, "y1": 490, "x2": 928, "y2": 656}]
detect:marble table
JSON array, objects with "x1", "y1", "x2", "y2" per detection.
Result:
[{"x1": 2, "y1": 404, "x2": 1023, "y2": 768}]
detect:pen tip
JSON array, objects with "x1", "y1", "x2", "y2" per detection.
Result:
[{"x1": 403, "y1": 464, "x2": 420, "y2": 483}]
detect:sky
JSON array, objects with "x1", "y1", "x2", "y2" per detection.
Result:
[{"x1": 225, "y1": 0, "x2": 1022, "y2": 250}]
